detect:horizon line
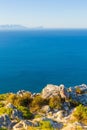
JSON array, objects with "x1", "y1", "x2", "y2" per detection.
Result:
[{"x1": 0, "y1": 24, "x2": 87, "y2": 30}]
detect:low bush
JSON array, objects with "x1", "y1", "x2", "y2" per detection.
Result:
[
  {"x1": 0, "y1": 128, "x2": 8, "y2": 130},
  {"x1": 30, "y1": 95, "x2": 46, "y2": 112},
  {"x1": 7, "y1": 93, "x2": 18, "y2": 105},
  {"x1": 39, "y1": 120, "x2": 54, "y2": 130},
  {"x1": 7, "y1": 93, "x2": 32, "y2": 107},
  {"x1": 0, "y1": 94, "x2": 9, "y2": 101},
  {"x1": 73, "y1": 104, "x2": 87, "y2": 124},
  {"x1": 0, "y1": 107, "x2": 12, "y2": 116},
  {"x1": 0, "y1": 102, "x2": 4, "y2": 108},
  {"x1": 17, "y1": 106, "x2": 32, "y2": 119},
  {"x1": 49, "y1": 96, "x2": 62, "y2": 109},
  {"x1": 16, "y1": 93, "x2": 32, "y2": 107},
  {"x1": 34, "y1": 114, "x2": 42, "y2": 118}
]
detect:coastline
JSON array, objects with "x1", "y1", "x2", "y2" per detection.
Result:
[{"x1": 0, "y1": 84, "x2": 87, "y2": 130}]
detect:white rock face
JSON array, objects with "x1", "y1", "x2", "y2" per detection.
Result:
[{"x1": 41, "y1": 84, "x2": 69, "y2": 99}]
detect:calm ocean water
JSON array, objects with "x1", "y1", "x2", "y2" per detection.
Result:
[{"x1": 0, "y1": 30, "x2": 87, "y2": 93}]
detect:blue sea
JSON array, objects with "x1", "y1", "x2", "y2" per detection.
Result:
[{"x1": 0, "y1": 29, "x2": 87, "y2": 93}]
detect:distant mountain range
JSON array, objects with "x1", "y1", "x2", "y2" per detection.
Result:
[
  {"x1": 0, "y1": 25, "x2": 29, "y2": 30},
  {"x1": 0, "y1": 25, "x2": 44, "y2": 30}
]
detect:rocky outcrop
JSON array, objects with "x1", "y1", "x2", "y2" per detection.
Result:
[
  {"x1": 0, "y1": 114, "x2": 11, "y2": 128},
  {"x1": 13, "y1": 120, "x2": 34, "y2": 130},
  {"x1": 75, "y1": 84, "x2": 87, "y2": 93},
  {"x1": 11, "y1": 109, "x2": 23, "y2": 119},
  {"x1": 6, "y1": 103, "x2": 23, "y2": 120},
  {"x1": 41, "y1": 84, "x2": 69, "y2": 99},
  {"x1": 69, "y1": 84, "x2": 87, "y2": 105},
  {"x1": 1, "y1": 84, "x2": 87, "y2": 130}
]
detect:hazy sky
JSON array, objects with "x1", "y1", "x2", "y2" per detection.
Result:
[{"x1": 0, "y1": 0, "x2": 87, "y2": 28}]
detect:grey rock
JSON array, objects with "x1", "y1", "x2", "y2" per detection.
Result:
[
  {"x1": 41, "y1": 105, "x2": 51, "y2": 113},
  {"x1": 69, "y1": 84, "x2": 87, "y2": 105},
  {"x1": 56, "y1": 110, "x2": 64, "y2": 120},
  {"x1": 32, "y1": 93, "x2": 40, "y2": 98},
  {"x1": 63, "y1": 102, "x2": 70, "y2": 111},
  {"x1": 78, "y1": 94, "x2": 87, "y2": 105},
  {"x1": 41, "y1": 84, "x2": 69, "y2": 99},
  {"x1": 9, "y1": 121, "x2": 18, "y2": 130},
  {"x1": 23, "y1": 120, "x2": 34, "y2": 128},
  {"x1": 75, "y1": 84, "x2": 87, "y2": 93},
  {"x1": 53, "y1": 109, "x2": 59, "y2": 113},
  {"x1": 0, "y1": 114, "x2": 11, "y2": 128},
  {"x1": 17, "y1": 90, "x2": 32, "y2": 97},
  {"x1": 6, "y1": 103, "x2": 16, "y2": 109},
  {"x1": 13, "y1": 120, "x2": 34, "y2": 130},
  {"x1": 0, "y1": 116, "x2": 4, "y2": 123},
  {"x1": 59, "y1": 84, "x2": 69, "y2": 99},
  {"x1": 11, "y1": 109, "x2": 23, "y2": 119}
]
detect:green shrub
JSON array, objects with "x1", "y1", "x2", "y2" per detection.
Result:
[
  {"x1": 34, "y1": 114, "x2": 42, "y2": 118},
  {"x1": 73, "y1": 104, "x2": 87, "y2": 123},
  {"x1": 0, "y1": 107, "x2": 12, "y2": 116},
  {"x1": 7, "y1": 93, "x2": 32, "y2": 107},
  {"x1": 30, "y1": 95, "x2": 45, "y2": 112},
  {"x1": 31, "y1": 96, "x2": 44, "y2": 107},
  {"x1": 0, "y1": 94, "x2": 9, "y2": 101},
  {"x1": 0, "y1": 102, "x2": 4, "y2": 108},
  {"x1": 0, "y1": 128, "x2": 8, "y2": 130},
  {"x1": 26, "y1": 127, "x2": 37, "y2": 130},
  {"x1": 39, "y1": 121, "x2": 54, "y2": 130},
  {"x1": 17, "y1": 93, "x2": 32, "y2": 107},
  {"x1": 49, "y1": 96, "x2": 62, "y2": 109},
  {"x1": 17, "y1": 106, "x2": 32, "y2": 119},
  {"x1": 7, "y1": 93, "x2": 18, "y2": 105}
]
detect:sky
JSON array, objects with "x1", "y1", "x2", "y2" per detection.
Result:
[{"x1": 0, "y1": 0, "x2": 87, "y2": 28}]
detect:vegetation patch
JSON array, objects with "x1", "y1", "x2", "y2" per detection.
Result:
[
  {"x1": 49, "y1": 96, "x2": 62, "y2": 109},
  {"x1": 73, "y1": 104, "x2": 87, "y2": 124},
  {"x1": 0, "y1": 107, "x2": 12, "y2": 116},
  {"x1": 17, "y1": 106, "x2": 32, "y2": 119}
]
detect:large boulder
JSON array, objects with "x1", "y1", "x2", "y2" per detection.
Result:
[{"x1": 41, "y1": 84, "x2": 69, "y2": 99}]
